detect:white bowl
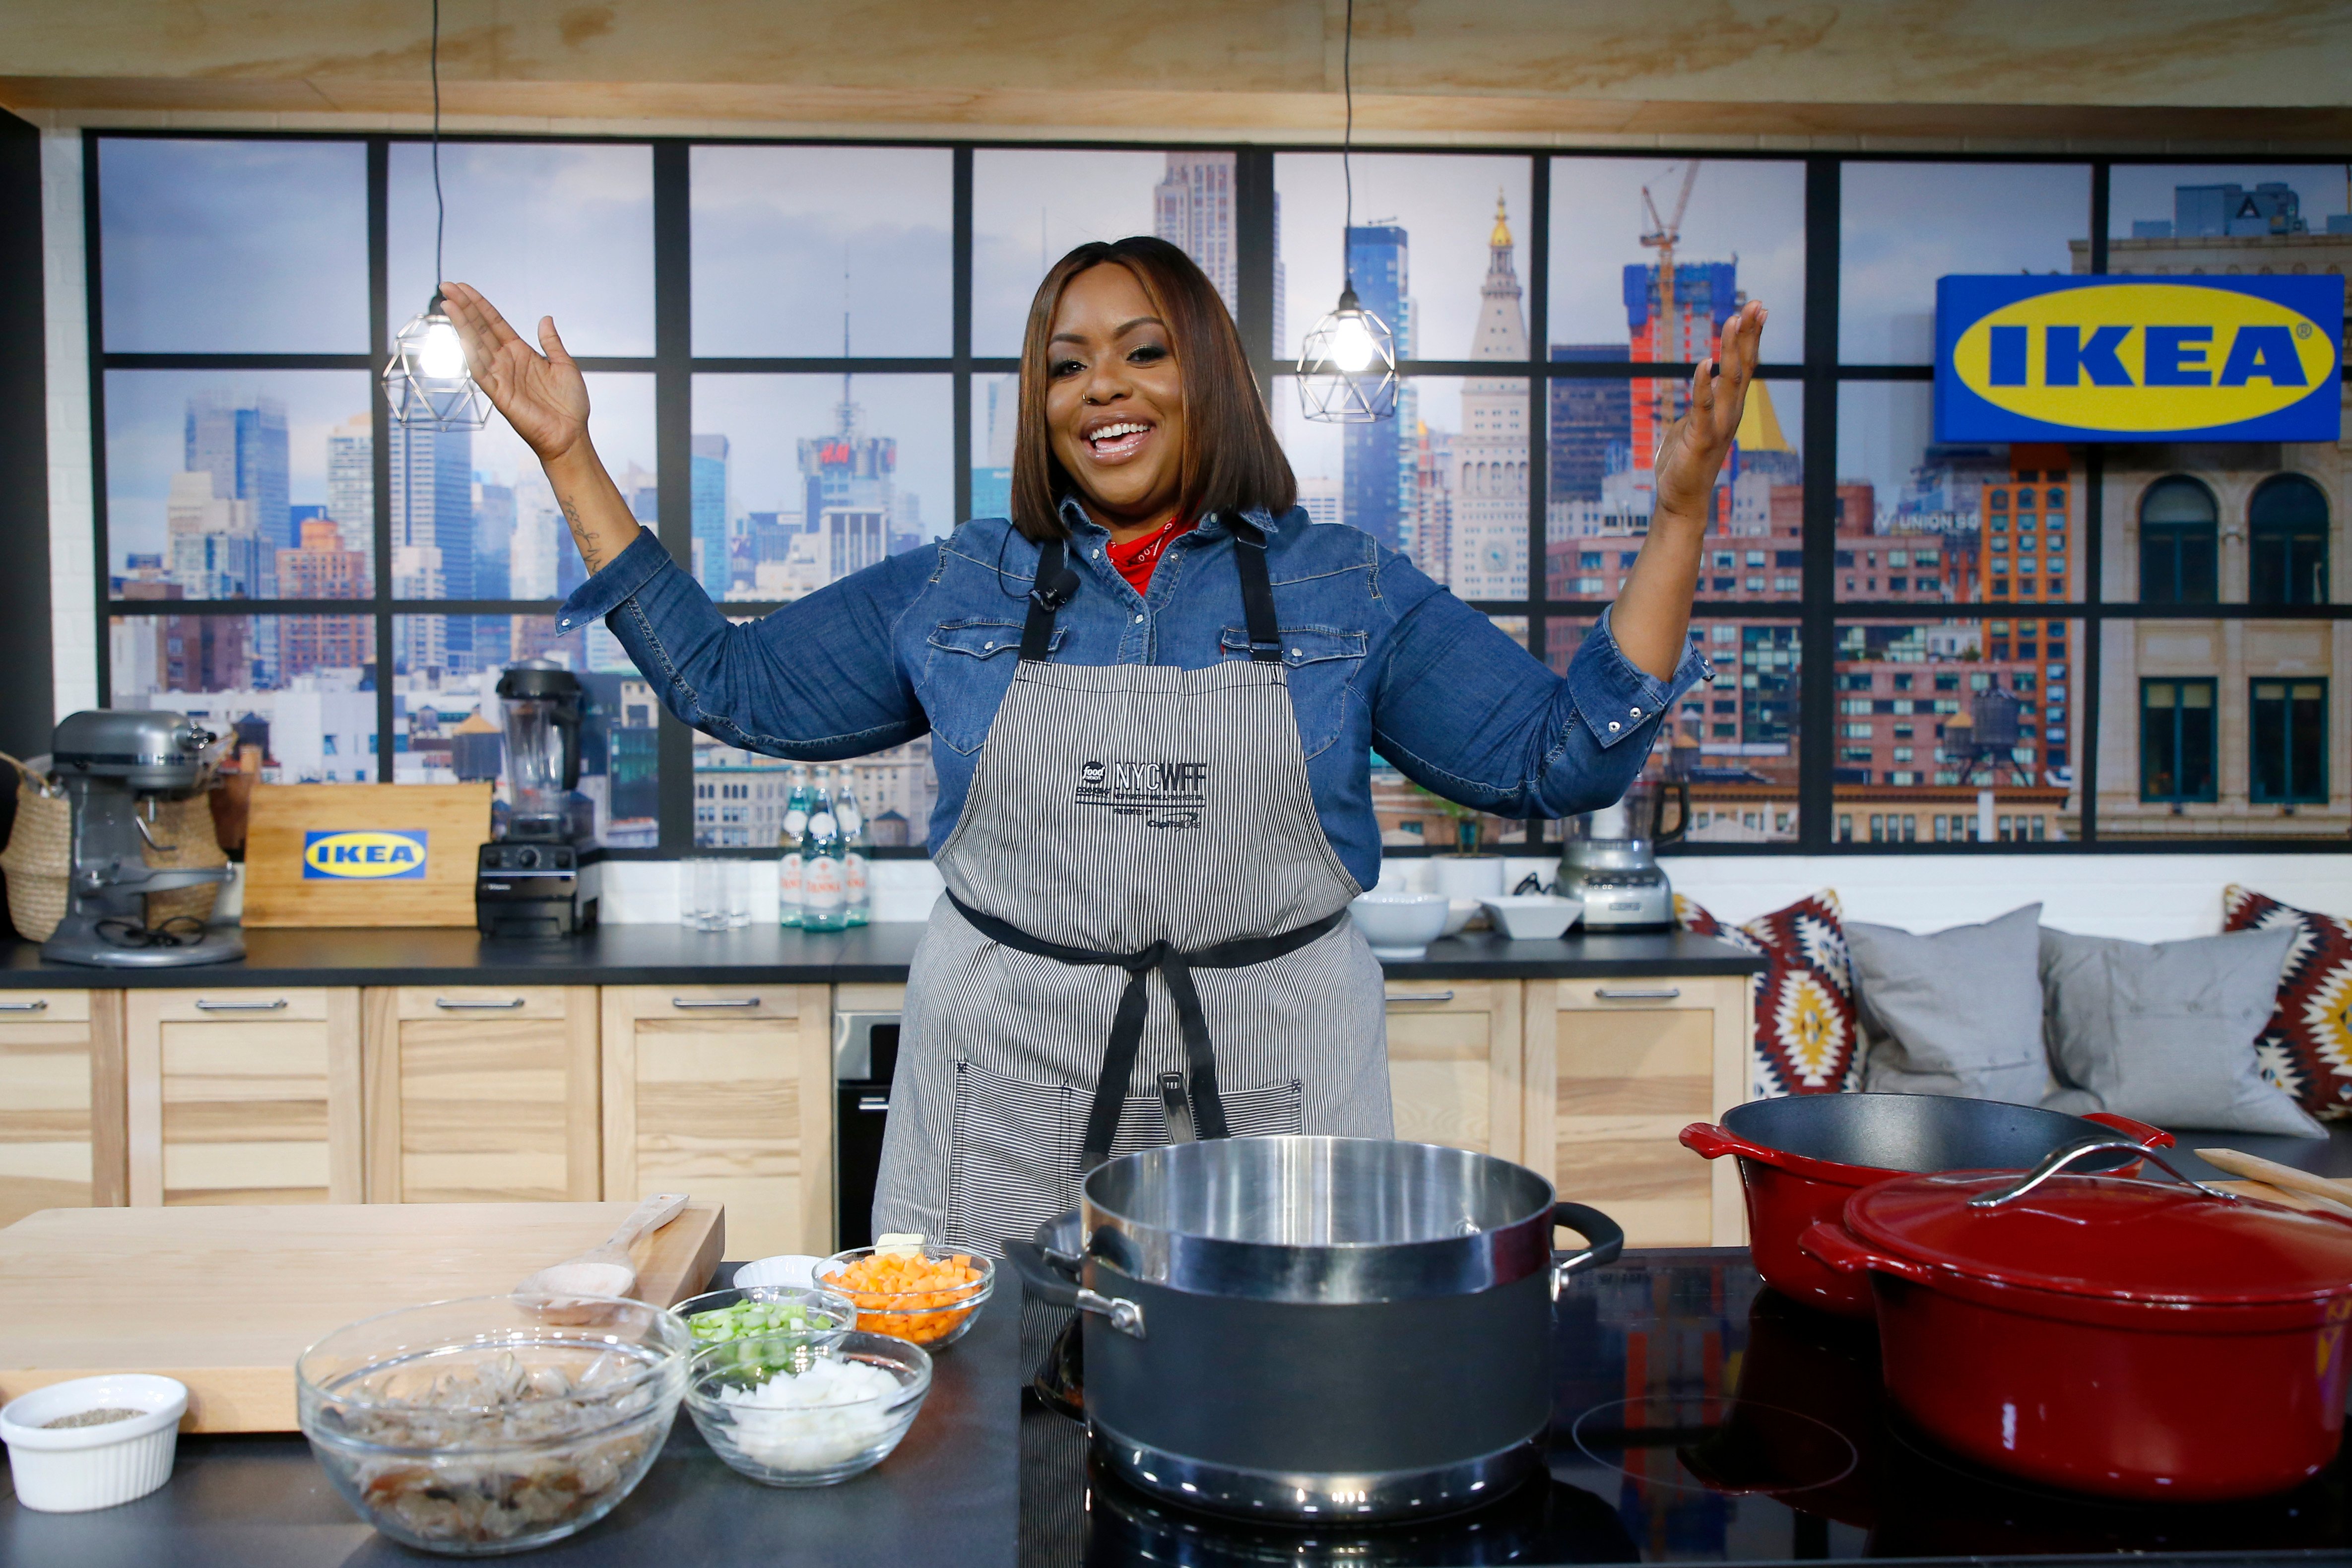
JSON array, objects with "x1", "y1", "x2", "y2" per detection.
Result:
[
  {"x1": 1430, "y1": 856, "x2": 1506, "y2": 900},
  {"x1": 0, "y1": 1373, "x2": 187, "y2": 1512},
  {"x1": 732, "y1": 1254, "x2": 827, "y2": 1290},
  {"x1": 1439, "y1": 898, "x2": 1480, "y2": 937},
  {"x1": 1348, "y1": 891, "x2": 1449, "y2": 961},
  {"x1": 1480, "y1": 895, "x2": 1583, "y2": 941}
]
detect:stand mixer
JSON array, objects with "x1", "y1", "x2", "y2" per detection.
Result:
[{"x1": 43, "y1": 710, "x2": 245, "y2": 968}]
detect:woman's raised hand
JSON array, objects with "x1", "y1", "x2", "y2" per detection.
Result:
[
  {"x1": 440, "y1": 282, "x2": 591, "y2": 463},
  {"x1": 1653, "y1": 300, "x2": 1767, "y2": 523}
]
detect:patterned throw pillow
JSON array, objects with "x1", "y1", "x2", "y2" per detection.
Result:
[
  {"x1": 2221, "y1": 885, "x2": 2352, "y2": 1120},
  {"x1": 1675, "y1": 889, "x2": 1860, "y2": 1099}
]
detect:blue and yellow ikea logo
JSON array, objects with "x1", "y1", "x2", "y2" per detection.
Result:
[
  {"x1": 302, "y1": 830, "x2": 429, "y2": 880},
  {"x1": 1936, "y1": 275, "x2": 2343, "y2": 443}
]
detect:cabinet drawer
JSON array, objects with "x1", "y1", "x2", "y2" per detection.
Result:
[
  {"x1": 0, "y1": 991, "x2": 91, "y2": 1023},
  {"x1": 145, "y1": 989, "x2": 334, "y2": 1023},
  {"x1": 1381, "y1": 980, "x2": 1522, "y2": 1162},
  {"x1": 393, "y1": 987, "x2": 573, "y2": 1022},
  {"x1": 602, "y1": 985, "x2": 808, "y2": 1023}
]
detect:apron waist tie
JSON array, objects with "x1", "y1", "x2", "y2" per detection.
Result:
[{"x1": 944, "y1": 889, "x2": 1349, "y2": 1171}]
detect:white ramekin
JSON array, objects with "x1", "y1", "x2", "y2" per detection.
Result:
[{"x1": 0, "y1": 1374, "x2": 188, "y2": 1512}]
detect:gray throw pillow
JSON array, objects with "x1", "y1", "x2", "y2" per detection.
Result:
[
  {"x1": 2039, "y1": 924, "x2": 2324, "y2": 1137},
  {"x1": 1852, "y1": 904, "x2": 2049, "y2": 1105}
]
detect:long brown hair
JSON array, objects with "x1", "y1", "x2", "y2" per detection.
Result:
[{"x1": 1009, "y1": 236, "x2": 1296, "y2": 542}]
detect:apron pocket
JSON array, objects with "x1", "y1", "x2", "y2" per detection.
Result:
[
  {"x1": 946, "y1": 1059, "x2": 1083, "y2": 1252},
  {"x1": 1106, "y1": 1076, "x2": 1306, "y2": 1156}
]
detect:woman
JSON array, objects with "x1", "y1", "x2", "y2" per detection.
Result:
[{"x1": 443, "y1": 236, "x2": 1761, "y2": 1253}]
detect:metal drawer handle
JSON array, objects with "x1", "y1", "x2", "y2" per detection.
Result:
[
  {"x1": 435, "y1": 997, "x2": 527, "y2": 1010},
  {"x1": 856, "y1": 1094, "x2": 890, "y2": 1114},
  {"x1": 1594, "y1": 986, "x2": 1681, "y2": 1001},
  {"x1": 671, "y1": 997, "x2": 761, "y2": 1009},
  {"x1": 0, "y1": 999, "x2": 48, "y2": 1012},
  {"x1": 195, "y1": 998, "x2": 288, "y2": 1012},
  {"x1": 1385, "y1": 990, "x2": 1457, "y2": 1004}
]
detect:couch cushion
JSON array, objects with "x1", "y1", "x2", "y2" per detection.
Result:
[
  {"x1": 1848, "y1": 904, "x2": 2047, "y2": 1105},
  {"x1": 2222, "y1": 885, "x2": 2352, "y2": 1122},
  {"x1": 1674, "y1": 889, "x2": 1857, "y2": 1098},
  {"x1": 2039, "y1": 923, "x2": 2322, "y2": 1137}
]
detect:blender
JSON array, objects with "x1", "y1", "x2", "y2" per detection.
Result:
[
  {"x1": 475, "y1": 659, "x2": 600, "y2": 938},
  {"x1": 1555, "y1": 777, "x2": 1688, "y2": 932}
]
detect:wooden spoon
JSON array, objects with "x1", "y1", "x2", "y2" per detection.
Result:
[
  {"x1": 2194, "y1": 1149, "x2": 2352, "y2": 1221},
  {"x1": 516, "y1": 1192, "x2": 690, "y2": 1300}
]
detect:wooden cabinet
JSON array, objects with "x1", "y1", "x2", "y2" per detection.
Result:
[
  {"x1": 600, "y1": 984, "x2": 832, "y2": 1261},
  {"x1": 0, "y1": 991, "x2": 124, "y2": 1227},
  {"x1": 126, "y1": 988, "x2": 362, "y2": 1207},
  {"x1": 1524, "y1": 977, "x2": 1750, "y2": 1249},
  {"x1": 361, "y1": 986, "x2": 600, "y2": 1204},
  {"x1": 1383, "y1": 980, "x2": 1522, "y2": 1160}
]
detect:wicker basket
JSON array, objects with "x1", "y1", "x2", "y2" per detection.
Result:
[
  {"x1": 0, "y1": 756, "x2": 69, "y2": 941},
  {"x1": 142, "y1": 792, "x2": 227, "y2": 928}
]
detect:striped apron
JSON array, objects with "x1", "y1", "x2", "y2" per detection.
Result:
[{"x1": 871, "y1": 521, "x2": 1393, "y2": 1253}]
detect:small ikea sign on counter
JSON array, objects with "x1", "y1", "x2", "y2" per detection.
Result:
[
  {"x1": 302, "y1": 829, "x2": 429, "y2": 880},
  {"x1": 1936, "y1": 274, "x2": 2344, "y2": 443}
]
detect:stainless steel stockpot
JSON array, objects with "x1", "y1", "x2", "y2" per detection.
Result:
[{"x1": 1008, "y1": 1136, "x2": 1623, "y2": 1523}]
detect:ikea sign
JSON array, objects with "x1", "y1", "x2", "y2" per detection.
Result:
[
  {"x1": 303, "y1": 829, "x2": 429, "y2": 880},
  {"x1": 1935, "y1": 274, "x2": 2343, "y2": 443}
]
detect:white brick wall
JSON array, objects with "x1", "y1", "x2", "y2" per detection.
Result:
[{"x1": 42, "y1": 130, "x2": 97, "y2": 722}]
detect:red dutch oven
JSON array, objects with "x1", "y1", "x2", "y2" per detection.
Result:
[
  {"x1": 1801, "y1": 1140, "x2": 2352, "y2": 1503},
  {"x1": 1681, "y1": 1093, "x2": 2171, "y2": 1317}
]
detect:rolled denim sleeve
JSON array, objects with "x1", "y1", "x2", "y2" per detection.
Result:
[
  {"x1": 1369, "y1": 566, "x2": 1711, "y2": 819},
  {"x1": 556, "y1": 527, "x2": 934, "y2": 760}
]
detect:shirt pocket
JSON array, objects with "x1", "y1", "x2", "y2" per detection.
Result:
[
  {"x1": 921, "y1": 619, "x2": 1066, "y2": 756},
  {"x1": 1218, "y1": 624, "x2": 1368, "y2": 761}
]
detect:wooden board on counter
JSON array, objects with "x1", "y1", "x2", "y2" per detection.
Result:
[
  {"x1": 0, "y1": 1198, "x2": 724, "y2": 1432},
  {"x1": 242, "y1": 784, "x2": 490, "y2": 927}
]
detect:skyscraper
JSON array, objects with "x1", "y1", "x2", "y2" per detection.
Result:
[
  {"x1": 800, "y1": 381, "x2": 897, "y2": 586},
  {"x1": 1342, "y1": 224, "x2": 1412, "y2": 551},
  {"x1": 1450, "y1": 196, "x2": 1530, "y2": 598},
  {"x1": 1625, "y1": 255, "x2": 1739, "y2": 519},
  {"x1": 691, "y1": 433, "x2": 731, "y2": 596},
  {"x1": 1153, "y1": 153, "x2": 1239, "y2": 318},
  {"x1": 390, "y1": 418, "x2": 473, "y2": 672},
  {"x1": 184, "y1": 392, "x2": 289, "y2": 585},
  {"x1": 1548, "y1": 345, "x2": 1632, "y2": 504},
  {"x1": 326, "y1": 413, "x2": 372, "y2": 557},
  {"x1": 970, "y1": 374, "x2": 1017, "y2": 523}
]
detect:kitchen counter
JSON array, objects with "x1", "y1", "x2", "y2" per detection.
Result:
[{"x1": 0, "y1": 923, "x2": 1764, "y2": 988}]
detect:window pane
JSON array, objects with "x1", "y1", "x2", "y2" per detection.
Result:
[
  {"x1": 692, "y1": 374, "x2": 951, "y2": 600},
  {"x1": 971, "y1": 150, "x2": 1229, "y2": 359},
  {"x1": 1547, "y1": 157, "x2": 1804, "y2": 359},
  {"x1": 393, "y1": 373, "x2": 655, "y2": 606},
  {"x1": 105, "y1": 370, "x2": 375, "y2": 602},
  {"x1": 392, "y1": 142, "x2": 653, "y2": 358},
  {"x1": 1552, "y1": 615, "x2": 1801, "y2": 843},
  {"x1": 693, "y1": 146, "x2": 951, "y2": 359},
  {"x1": 2104, "y1": 445, "x2": 2338, "y2": 603},
  {"x1": 392, "y1": 616, "x2": 656, "y2": 846},
  {"x1": 1835, "y1": 618, "x2": 2080, "y2": 842},
  {"x1": 1548, "y1": 378, "x2": 1802, "y2": 603},
  {"x1": 1276, "y1": 377, "x2": 1526, "y2": 591},
  {"x1": 697, "y1": 730, "x2": 938, "y2": 851},
  {"x1": 2107, "y1": 164, "x2": 2351, "y2": 262},
  {"x1": 1276, "y1": 153, "x2": 1532, "y2": 363},
  {"x1": 1839, "y1": 162, "x2": 2089, "y2": 364},
  {"x1": 1836, "y1": 381, "x2": 2083, "y2": 607},
  {"x1": 2103, "y1": 620, "x2": 2343, "y2": 836},
  {"x1": 99, "y1": 138, "x2": 368, "y2": 354},
  {"x1": 109, "y1": 614, "x2": 379, "y2": 783}
]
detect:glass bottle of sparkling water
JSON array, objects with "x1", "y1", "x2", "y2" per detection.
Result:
[
  {"x1": 800, "y1": 770, "x2": 848, "y2": 933},
  {"x1": 836, "y1": 772, "x2": 870, "y2": 927},
  {"x1": 777, "y1": 763, "x2": 815, "y2": 927}
]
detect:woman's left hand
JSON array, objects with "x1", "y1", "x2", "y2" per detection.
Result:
[{"x1": 1653, "y1": 300, "x2": 1767, "y2": 523}]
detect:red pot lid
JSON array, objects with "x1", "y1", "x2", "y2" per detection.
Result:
[{"x1": 1844, "y1": 1171, "x2": 2352, "y2": 1306}]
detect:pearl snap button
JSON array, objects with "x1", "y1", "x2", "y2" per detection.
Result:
[
  {"x1": 1290, "y1": 648, "x2": 1303, "y2": 657},
  {"x1": 1631, "y1": 707, "x2": 1643, "y2": 717},
  {"x1": 1134, "y1": 613, "x2": 1145, "y2": 623},
  {"x1": 983, "y1": 641, "x2": 995, "y2": 651},
  {"x1": 1608, "y1": 721, "x2": 1622, "y2": 732}
]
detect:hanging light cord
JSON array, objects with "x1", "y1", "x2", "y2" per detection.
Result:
[
  {"x1": 431, "y1": 0, "x2": 446, "y2": 291},
  {"x1": 1340, "y1": 0, "x2": 1355, "y2": 288}
]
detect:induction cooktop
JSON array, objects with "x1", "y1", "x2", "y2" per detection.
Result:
[{"x1": 1018, "y1": 1250, "x2": 2351, "y2": 1567}]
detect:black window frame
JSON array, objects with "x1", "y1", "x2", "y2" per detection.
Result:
[
  {"x1": 2249, "y1": 472, "x2": 2330, "y2": 608},
  {"x1": 2250, "y1": 676, "x2": 2328, "y2": 805},
  {"x1": 2136, "y1": 474, "x2": 2221, "y2": 606},
  {"x1": 2140, "y1": 677, "x2": 2220, "y2": 805},
  {"x1": 78, "y1": 132, "x2": 2352, "y2": 857}
]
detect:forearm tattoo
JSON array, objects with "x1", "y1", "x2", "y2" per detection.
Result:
[{"x1": 561, "y1": 495, "x2": 605, "y2": 574}]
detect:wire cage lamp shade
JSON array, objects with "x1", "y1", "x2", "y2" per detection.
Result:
[
  {"x1": 1296, "y1": 286, "x2": 1398, "y2": 424},
  {"x1": 384, "y1": 290, "x2": 489, "y2": 429}
]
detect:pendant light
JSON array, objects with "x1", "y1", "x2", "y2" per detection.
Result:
[
  {"x1": 384, "y1": 0, "x2": 489, "y2": 430},
  {"x1": 1296, "y1": 0, "x2": 1396, "y2": 424}
]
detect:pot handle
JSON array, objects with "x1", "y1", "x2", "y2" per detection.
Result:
[
  {"x1": 2082, "y1": 1111, "x2": 2174, "y2": 1150},
  {"x1": 1550, "y1": 1202, "x2": 1626, "y2": 1300},
  {"x1": 1003, "y1": 1239, "x2": 1147, "y2": 1339},
  {"x1": 1797, "y1": 1220, "x2": 1936, "y2": 1284},
  {"x1": 1680, "y1": 1122, "x2": 1746, "y2": 1161}
]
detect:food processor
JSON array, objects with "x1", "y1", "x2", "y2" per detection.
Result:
[
  {"x1": 1554, "y1": 778, "x2": 1687, "y2": 932},
  {"x1": 475, "y1": 660, "x2": 599, "y2": 938}
]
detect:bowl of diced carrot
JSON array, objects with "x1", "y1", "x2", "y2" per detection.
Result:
[{"x1": 814, "y1": 1245, "x2": 995, "y2": 1349}]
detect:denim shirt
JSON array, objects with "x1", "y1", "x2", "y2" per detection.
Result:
[{"x1": 559, "y1": 501, "x2": 1710, "y2": 890}]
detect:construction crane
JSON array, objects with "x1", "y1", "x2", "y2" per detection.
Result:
[{"x1": 1639, "y1": 160, "x2": 1702, "y2": 363}]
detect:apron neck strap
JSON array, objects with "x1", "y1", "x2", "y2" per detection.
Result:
[
  {"x1": 1232, "y1": 518, "x2": 1282, "y2": 663},
  {"x1": 1020, "y1": 535, "x2": 1077, "y2": 661}
]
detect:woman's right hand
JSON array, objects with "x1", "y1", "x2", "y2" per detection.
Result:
[{"x1": 440, "y1": 281, "x2": 591, "y2": 463}]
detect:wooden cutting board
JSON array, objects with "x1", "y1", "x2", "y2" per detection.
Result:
[{"x1": 0, "y1": 1200, "x2": 724, "y2": 1433}]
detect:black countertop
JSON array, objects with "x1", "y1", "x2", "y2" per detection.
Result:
[{"x1": 0, "y1": 924, "x2": 1764, "y2": 988}]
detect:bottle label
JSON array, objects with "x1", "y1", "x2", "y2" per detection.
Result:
[
  {"x1": 782, "y1": 809, "x2": 808, "y2": 839},
  {"x1": 808, "y1": 811, "x2": 837, "y2": 840},
  {"x1": 804, "y1": 855, "x2": 845, "y2": 909},
  {"x1": 779, "y1": 857, "x2": 802, "y2": 897},
  {"x1": 846, "y1": 851, "x2": 868, "y2": 899},
  {"x1": 838, "y1": 805, "x2": 863, "y2": 834}
]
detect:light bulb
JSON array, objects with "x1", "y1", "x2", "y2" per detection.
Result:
[
  {"x1": 417, "y1": 318, "x2": 467, "y2": 381},
  {"x1": 1328, "y1": 315, "x2": 1376, "y2": 375}
]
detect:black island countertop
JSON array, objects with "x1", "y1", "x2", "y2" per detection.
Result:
[{"x1": 0, "y1": 923, "x2": 1764, "y2": 989}]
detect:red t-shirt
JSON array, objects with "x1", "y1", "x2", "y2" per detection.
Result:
[{"x1": 1105, "y1": 516, "x2": 1196, "y2": 594}]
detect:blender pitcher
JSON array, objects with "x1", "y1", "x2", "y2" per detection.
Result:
[{"x1": 495, "y1": 660, "x2": 585, "y2": 842}]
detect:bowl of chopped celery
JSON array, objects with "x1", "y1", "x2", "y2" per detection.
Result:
[{"x1": 672, "y1": 1286, "x2": 856, "y2": 1384}]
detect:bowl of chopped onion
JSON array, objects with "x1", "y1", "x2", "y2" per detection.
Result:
[
  {"x1": 682, "y1": 1330, "x2": 932, "y2": 1487},
  {"x1": 815, "y1": 1245, "x2": 995, "y2": 1349}
]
